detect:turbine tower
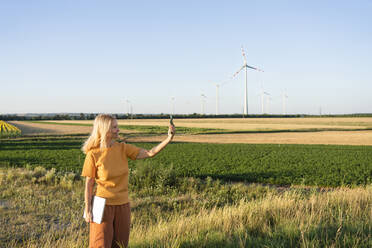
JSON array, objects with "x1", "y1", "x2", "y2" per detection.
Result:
[
  {"x1": 126, "y1": 99, "x2": 131, "y2": 117},
  {"x1": 264, "y1": 92, "x2": 270, "y2": 114},
  {"x1": 214, "y1": 79, "x2": 232, "y2": 116},
  {"x1": 201, "y1": 94, "x2": 207, "y2": 115},
  {"x1": 260, "y1": 90, "x2": 265, "y2": 115},
  {"x1": 171, "y1": 97, "x2": 175, "y2": 115},
  {"x1": 259, "y1": 82, "x2": 265, "y2": 115},
  {"x1": 124, "y1": 99, "x2": 126, "y2": 117},
  {"x1": 266, "y1": 95, "x2": 272, "y2": 114},
  {"x1": 215, "y1": 84, "x2": 220, "y2": 115},
  {"x1": 282, "y1": 91, "x2": 288, "y2": 115},
  {"x1": 232, "y1": 46, "x2": 263, "y2": 116}
]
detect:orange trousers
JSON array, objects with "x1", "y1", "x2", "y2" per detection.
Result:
[{"x1": 89, "y1": 203, "x2": 131, "y2": 248}]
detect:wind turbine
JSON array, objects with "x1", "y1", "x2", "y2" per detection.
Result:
[
  {"x1": 231, "y1": 46, "x2": 263, "y2": 116},
  {"x1": 214, "y1": 79, "x2": 231, "y2": 115},
  {"x1": 126, "y1": 99, "x2": 131, "y2": 117},
  {"x1": 264, "y1": 92, "x2": 270, "y2": 114},
  {"x1": 171, "y1": 97, "x2": 175, "y2": 115},
  {"x1": 201, "y1": 94, "x2": 207, "y2": 115},
  {"x1": 282, "y1": 91, "x2": 288, "y2": 115},
  {"x1": 215, "y1": 84, "x2": 220, "y2": 115},
  {"x1": 124, "y1": 99, "x2": 126, "y2": 118},
  {"x1": 259, "y1": 82, "x2": 265, "y2": 115}
]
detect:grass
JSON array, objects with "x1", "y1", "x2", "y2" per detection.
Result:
[
  {"x1": 0, "y1": 167, "x2": 87, "y2": 248},
  {"x1": 1, "y1": 165, "x2": 371, "y2": 248}
]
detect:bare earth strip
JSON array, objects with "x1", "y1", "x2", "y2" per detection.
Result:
[
  {"x1": 49, "y1": 117, "x2": 372, "y2": 131},
  {"x1": 9, "y1": 121, "x2": 93, "y2": 135},
  {"x1": 128, "y1": 130, "x2": 372, "y2": 146},
  {"x1": 11, "y1": 119, "x2": 372, "y2": 145},
  {"x1": 9, "y1": 121, "x2": 135, "y2": 135}
]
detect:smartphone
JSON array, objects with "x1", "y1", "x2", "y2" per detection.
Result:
[{"x1": 170, "y1": 115, "x2": 174, "y2": 126}]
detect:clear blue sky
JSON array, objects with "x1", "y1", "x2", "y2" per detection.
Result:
[{"x1": 1, "y1": 0, "x2": 371, "y2": 115}]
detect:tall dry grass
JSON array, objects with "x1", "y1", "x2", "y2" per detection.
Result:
[
  {"x1": 1, "y1": 166, "x2": 371, "y2": 248},
  {"x1": 129, "y1": 187, "x2": 371, "y2": 247}
]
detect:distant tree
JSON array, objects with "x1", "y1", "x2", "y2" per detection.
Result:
[{"x1": 54, "y1": 115, "x2": 62, "y2": 120}]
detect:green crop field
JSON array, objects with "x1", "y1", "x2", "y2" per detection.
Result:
[{"x1": 1, "y1": 136, "x2": 371, "y2": 187}]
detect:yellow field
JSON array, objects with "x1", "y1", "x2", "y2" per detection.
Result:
[
  {"x1": 9, "y1": 118, "x2": 372, "y2": 146},
  {"x1": 0, "y1": 120, "x2": 21, "y2": 136},
  {"x1": 130, "y1": 130, "x2": 372, "y2": 146},
  {"x1": 53, "y1": 117, "x2": 372, "y2": 131}
]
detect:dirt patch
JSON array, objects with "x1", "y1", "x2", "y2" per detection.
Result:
[
  {"x1": 11, "y1": 120, "x2": 372, "y2": 146},
  {"x1": 128, "y1": 130, "x2": 372, "y2": 146},
  {"x1": 41, "y1": 118, "x2": 372, "y2": 131},
  {"x1": 9, "y1": 121, "x2": 136, "y2": 136},
  {"x1": 9, "y1": 121, "x2": 92, "y2": 135}
]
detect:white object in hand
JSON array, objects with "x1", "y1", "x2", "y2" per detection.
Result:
[{"x1": 83, "y1": 196, "x2": 106, "y2": 224}]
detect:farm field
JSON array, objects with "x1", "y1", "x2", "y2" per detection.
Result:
[
  {"x1": 10, "y1": 118, "x2": 372, "y2": 145},
  {"x1": 1, "y1": 137, "x2": 371, "y2": 187},
  {"x1": 131, "y1": 130, "x2": 372, "y2": 146},
  {"x1": 2, "y1": 118, "x2": 372, "y2": 247},
  {"x1": 33, "y1": 117, "x2": 372, "y2": 131},
  {"x1": 9, "y1": 121, "x2": 93, "y2": 135},
  {"x1": 120, "y1": 117, "x2": 372, "y2": 131}
]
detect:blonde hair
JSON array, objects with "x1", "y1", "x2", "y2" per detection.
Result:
[{"x1": 82, "y1": 114, "x2": 115, "y2": 153}]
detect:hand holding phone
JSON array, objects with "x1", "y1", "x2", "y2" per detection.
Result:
[{"x1": 169, "y1": 115, "x2": 175, "y2": 136}]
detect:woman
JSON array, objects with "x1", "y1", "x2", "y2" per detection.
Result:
[{"x1": 81, "y1": 114, "x2": 175, "y2": 248}]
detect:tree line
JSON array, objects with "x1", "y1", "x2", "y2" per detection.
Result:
[{"x1": 1, "y1": 113, "x2": 372, "y2": 121}]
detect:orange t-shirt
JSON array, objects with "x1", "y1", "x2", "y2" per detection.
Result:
[{"x1": 81, "y1": 142, "x2": 140, "y2": 205}]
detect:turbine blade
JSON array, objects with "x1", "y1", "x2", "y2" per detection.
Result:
[
  {"x1": 241, "y1": 46, "x2": 247, "y2": 64},
  {"x1": 220, "y1": 78, "x2": 232, "y2": 86},
  {"x1": 246, "y1": 65, "x2": 264, "y2": 72},
  {"x1": 231, "y1": 65, "x2": 245, "y2": 78}
]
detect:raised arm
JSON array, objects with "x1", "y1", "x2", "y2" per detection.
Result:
[{"x1": 136, "y1": 124, "x2": 175, "y2": 159}]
